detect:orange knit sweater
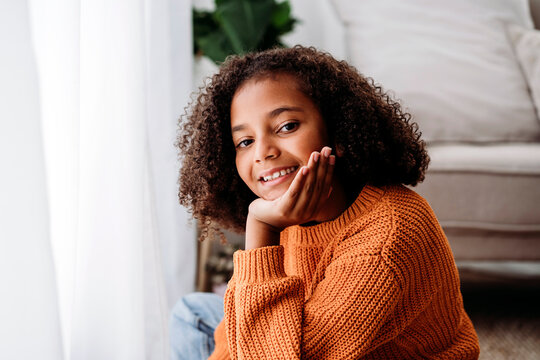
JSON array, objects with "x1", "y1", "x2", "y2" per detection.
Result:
[{"x1": 209, "y1": 185, "x2": 480, "y2": 359}]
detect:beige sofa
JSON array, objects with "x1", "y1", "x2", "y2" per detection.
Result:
[
  {"x1": 321, "y1": 0, "x2": 540, "y2": 263},
  {"x1": 414, "y1": 144, "x2": 540, "y2": 261},
  {"x1": 410, "y1": 2, "x2": 540, "y2": 262}
]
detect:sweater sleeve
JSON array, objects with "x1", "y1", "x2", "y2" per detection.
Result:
[{"x1": 223, "y1": 243, "x2": 404, "y2": 359}]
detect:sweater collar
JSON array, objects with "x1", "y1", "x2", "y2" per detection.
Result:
[{"x1": 283, "y1": 185, "x2": 386, "y2": 245}]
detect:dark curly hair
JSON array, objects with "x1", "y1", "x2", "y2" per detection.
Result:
[{"x1": 177, "y1": 46, "x2": 429, "y2": 237}]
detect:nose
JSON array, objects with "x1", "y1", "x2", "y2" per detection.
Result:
[{"x1": 254, "y1": 137, "x2": 279, "y2": 163}]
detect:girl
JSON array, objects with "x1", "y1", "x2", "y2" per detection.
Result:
[{"x1": 171, "y1": 46, "x2": 480, "y2": 359}]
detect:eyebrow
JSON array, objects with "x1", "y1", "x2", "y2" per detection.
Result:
[
  {"x1": 231, "y1": 124, "x2": 246, "y2": 133},
  {"x1": 231, "y1": 106, "x2": 304, "y2": 133},
  {"x1": 268, "y1": 106, "x2": 303, "y2": 119}
]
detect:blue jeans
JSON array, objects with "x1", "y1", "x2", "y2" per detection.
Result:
[{"x1": 169, "y1": 292, "x2": 224, "y2": 360}]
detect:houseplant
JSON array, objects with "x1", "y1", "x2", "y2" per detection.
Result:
[{"x1": 193, "y1": 0, "x2": 297, "y2": 64}]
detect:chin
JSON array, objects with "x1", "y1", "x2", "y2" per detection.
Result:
[
  {"x1": 260, "y1": 190, "x2": 285, "y2": 201},
  {"x1": 261, "y1": 194, "x2": 279, "y2": 201}
]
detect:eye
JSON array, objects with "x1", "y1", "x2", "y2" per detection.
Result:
[
  {"x1": 278, "y1": 122, "x2": 299, "y2": 133},
  {"x1": 236, "y1": 139, "x2": 253, "y2": 148}
]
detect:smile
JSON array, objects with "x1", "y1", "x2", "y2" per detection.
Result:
[{"x1": 260, "y1": 166, "x2": 298, "y2": 182}]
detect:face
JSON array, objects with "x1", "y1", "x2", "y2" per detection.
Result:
[{"x1": 231, "y1": 74, "x2": 329, "y2": 200}]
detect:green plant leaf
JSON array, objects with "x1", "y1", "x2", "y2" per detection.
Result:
[
  {"x1": 215, "y1": 0, "x2": 275, "y2": 54},
  {"x1": 197, "y1": 31, "x2": 235, "y2": 64},
  {"x1": 193, "y1": 10, "x2": 218, "y2": 54},
  {"x1": 276, "y1": 17, "x2": 297, "y2": 36},
  {"x1": 193, "y1": 10, "x2": 216, "y2": 36},
  {"x1": 192, "y1": 0, "x2": 297, "y2": 62},
  {"x1": 271, "y1": 1, "x2": 291, "y2": 28}
]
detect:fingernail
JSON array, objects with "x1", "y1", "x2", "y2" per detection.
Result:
[
  {"x1": 313, "y1": 153, "x2": 320, "y2": 162},
  {"x1": 324, "y1": 147, "x2": 332, "y2": 157},
  {"x1": 302, "y1": 167, "x2": 309, "y2": 175},
  {"x1": 329, "y1": 155, "x2": 335, "y2": 165}
]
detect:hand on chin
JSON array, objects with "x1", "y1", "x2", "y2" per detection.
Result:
[{"x1": 245, "y1": 147, "x2": 335, "y2": 249}]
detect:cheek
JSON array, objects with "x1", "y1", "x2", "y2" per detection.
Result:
[
  {"x1": 297, "y1": 137, "x2": 327, "y2": 160},
  {"x1": 235, "y1": 157, "x2": 243, "y2": 178},
  {"x1": 236, "y1": 156, "x2": 262, "y2": 197},
  {"x1": 235, "y1": 156, "x2": 251, "y2": 184}
]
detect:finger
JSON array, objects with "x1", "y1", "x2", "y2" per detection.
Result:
[
  {"x1": 321, "y1": 154, "x2": 335, "y2": 200},
  {"x1": 307, "y1": 146, "x2": 332, "y2": 210},
  {"x1": 307, "y1": 147, "x2": 334, "y2": 213},
  {"x1": 279, "y1": 165, "x2": 309, "y2": 210},
  {"x1": 320, "y1": 148, "x2": 335, "y2": 200},
  {"x1": 291, "y1": 151, "x2": 320, "y2": 216}
]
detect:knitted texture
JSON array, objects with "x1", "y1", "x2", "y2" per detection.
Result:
[{"x1": 209, "y1": 185, "x2": 480, "y2": 359}]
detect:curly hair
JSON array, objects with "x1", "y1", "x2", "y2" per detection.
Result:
[{"x1": 176, "y1": 46, "x2": 429, "y2": 236}]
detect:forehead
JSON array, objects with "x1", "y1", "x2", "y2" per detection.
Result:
[
  {"x1": 230, "y1": 74, "x2": 316, "y2": 125},
  {"x1": 240, "y1": 72, "x2": 306, "y2": 93}
]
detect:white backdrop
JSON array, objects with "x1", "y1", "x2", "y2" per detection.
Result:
[
  {"x1": 0, "y1": 0, "x2": 195, "y2": 359},
  {"x1": 282, "y1": 0, "x2": 346, "y2": 60},
  {"x1": 0, "y1": 1, "x2": 63, "y2": 359}
]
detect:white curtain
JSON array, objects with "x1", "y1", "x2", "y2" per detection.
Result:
[{"x1": 0, "y1": 0, "x2": 195, "y2": 359}]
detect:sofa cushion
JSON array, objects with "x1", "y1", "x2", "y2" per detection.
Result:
[
  {"x1": 508, "y1": 23, "x2": 540, "y2": 123},
  {"x1": 413, "y1": 143, "x2": 540, "y2": 232},
  {"x1": 331, "y1": 0, "x2": 540, "y2": 143}
]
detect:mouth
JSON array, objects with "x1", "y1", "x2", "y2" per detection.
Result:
[{"x1": 259, "y1": 166, "x2": 298, "y2": 183}]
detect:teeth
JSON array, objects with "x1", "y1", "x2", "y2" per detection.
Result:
[{"x1": 262, "y1": 167, "x2": 297, "y2": 182}]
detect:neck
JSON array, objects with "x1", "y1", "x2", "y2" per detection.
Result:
[{"x1": 310, "y1": 178, "x2": 352, "y2": 224}]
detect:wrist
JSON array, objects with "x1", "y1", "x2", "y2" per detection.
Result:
[{"x1": 245, "y1": 213, "x2": 281, "y2": 250}]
